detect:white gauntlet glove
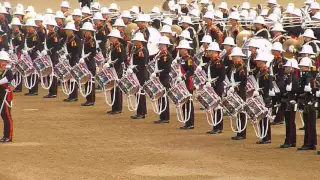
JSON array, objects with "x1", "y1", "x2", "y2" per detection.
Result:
[
  {"x1": 269, "y1": 88, "x2": 276, "y2": 97},
  {"x1": 286, "y1": 83, "x2": 292, "y2": 92},
  {"x1": 316, "y1": 90, "x2": 320, "y2": 97},
  {"x1": 253, "y1": 90, "x2": 260, "y2": 97},
  {"x1": 304, "y1": 83, "x2": 312, "y2": 92}
]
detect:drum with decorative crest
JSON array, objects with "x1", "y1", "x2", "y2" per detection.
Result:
[
  {"x1": 118, "y1": 73, "x2": 140, "y2": 96},
  {"x1": 220, "y1": 92, "x2": 245, "y2": 117},
  {"x1": 193, "y1": 69, "x2": 207, "y2": 89},
  {"x1": 244, "y1": 97, "x2": 269, "y2": 122},
  {"x1": 70, "y1": 63, "x2": 92, "y2": 84},
  {"x1": 16, "y1": 54, "x2": 34, "y2": 77},
  {"x1": 9, "y1": 53, "x2": 19, "y2": 74},
  {"x1": 196, "y1": 86, "x2": 221, "y2": 110},
  {"x1": 143, "y1": 78, "x2": 166, "y2": 101},
  {"x1": 146, "y1": 60, "x2": 156, "y2": 74},
  {"x1": 246, "y1": 75, "x2": 257, "y2": 98},
  {"x1": 167, "y1": 81, "x2": 191, "y2": 105},
  {"x1": 33, "y1": 55, "x2": 52, "y2": 77},
  {"x1": 96, "y1": 67, "x2": 118, "y2": 91},
  {"x1": 54, "y1": 60, "x2": 73, "y2": 82}
]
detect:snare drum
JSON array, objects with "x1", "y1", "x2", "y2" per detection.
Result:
[
  {"x1": 143, "y1": 78, "x2": 166, "y2": 101},
  {"x1": 244, "y1": 97, "x2": 268, "y2": 122},
  {"x1": 71, "y1": 63, "x2": 92, "y2": 84},
  {"x1": 54, "y1": 60, "x2": 73, "y2": 82},
  {"x1": 33, "y1": 55, "x2": 52, "y2": 77},
  {"x1": 16, "y1": 54, "x2": 34, "y2": 77},
  {"x1": 193, "y1": 69, "x2": 207, "y2": 89},
  {"x1": 196, "y1": 86, "x2": 221, "y2": 110},
  {"x1": 118, "y1": 73, "x2": 140, "y2": 95},
  {"x1": 9, "y1": 53, "x2": 19, "y2": 74},
  {"x1": 94, "y1": 51, "x2": 105, "y2": 66},
  {"x1": 220, "y1": 92, "x2": 245, "y2": 117},
  {"x1": 96, "y1": 67, "x2": 118, "y2": 90},
  {"x1": 167, "y1": 81, "x2": 191, "y2": 105}
]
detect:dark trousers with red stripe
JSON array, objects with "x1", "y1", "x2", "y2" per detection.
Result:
[
  {"x1": 1, "y1": 100, "x2": 12, "y2": 140},
  {"x1": 213, "y1": 109, "x2": 223, "y2": 131},
  {"x1": 159, "y1": 96, "x2": 170, "y2": 121},
  {"x1": 48, "y1": 76, "x2": 58, "y2": 96},
  {"x1": 303, "y1": 106, "x2": 317, "y2": 146},
  {"x1": 137, "y1": 92, "x2": 147, "y2": 116},
  {"x1": 27, "y1": 75, "x2": 39, "y2": 94},
  {"x1": 236, "y1": 113, "x2": 247, "y2": 137},
  {"x1": 85, "y1": 77, "x2": 95, "y2": 103},
  {"x1": 284, "y1": 109, "x2": 296, "y2": 145},
  {"x1": 184, "y1": 100, "x2": 194, "y2": 127},
  {"x1": 14, "y1": 73, "x2": 23, "y2": 91},
  {"x1": 111, "y1": 87, "x2": 122, "y2": 112},
  {"x1": 68, "y1": 81, "x2": 78, "y2": 99},
  {"x1": 259, "y1": 117, "x2": 271, "y2": 141}
]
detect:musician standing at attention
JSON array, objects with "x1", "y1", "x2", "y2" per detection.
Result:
[
  {"x1": 297, "y1": 57, "x2": 317, "y2": 151},
  {"x1": 0, "y1": 51, "x2": 13, "y2": 143},
  {"x1": 24, "y1": 19, "x2": 40, "y2": 96},
  {"x1": 254, "y1": 51, "x2": 274, "y2": 144},
  {"x1": 225, "y1": 12, "x2": 242, "y2": 41},
  {"x1": 229, "y1": 47, "x2": 247, "y2": 140},
  {"x1": 176, "y1": 40, "x2": 195, "y2": 130},
  {"x1": 106, "y1": 29, "x2": 126, "y2": 115},
  {"x1": 205, "y1": 42, "x2": 225, "y2": 134},
  {"x1": 80, "y1": 22, "x2": 96, "y2": 106},
  {"x1": 93, "y1": 12, "x2": 107, "y2": 58},
  {"x1": 202, "y1": 11, "x2": 224, "y2": 45},
  {"x1": 153, "y1": 36, "x2": 173, "y2": 124},
  {"x1": 63, "y1": 22, "x2": 82, "y2": 102},
  {"x1": 43, "y1": 19, "x2": 60, "y2": 98},
  {"x1": 222, "y1": 37, "x2": 236, "y2": 79},
  {"x1": 253, "y1": 16, "x2": 270, "y2": 39},
  {"x1": 280, "y1": 58, "x2": 300, "y2": 148},
  {"x1": 130, "y1": 32, "x2": 149, "y2": 119}
]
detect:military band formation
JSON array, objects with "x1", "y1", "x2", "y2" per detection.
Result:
[{"x1": 0, "y1": 0, "x2": 320, "y2": 155}]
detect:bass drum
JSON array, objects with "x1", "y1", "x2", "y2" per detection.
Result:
[
  {"x1": 242, "y1": 37, "x2": 273, "y2": 58},
  {"x1": 147, "y1": 27, "x2": 161, "y2": 56}
]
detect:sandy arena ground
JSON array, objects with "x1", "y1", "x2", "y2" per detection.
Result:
[{"x1": 0, "y1": 0, "x2": 319, "y2": 180}]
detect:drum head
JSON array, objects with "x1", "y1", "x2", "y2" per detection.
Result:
[{"x1": 147, "y1": 27, "x2": 161, "y2": 56}]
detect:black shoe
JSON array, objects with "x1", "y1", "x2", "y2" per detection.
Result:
[
  {"x1": 13, "y1": 89, "x2": 22, "y2": 93},
  {"x1": 298, "y1": 145, "x2": 316, "y2": 151},
  {"x1": 25, "y1": 92, "x2": 38, "y2": 96},
  {"x1": 206, "y1": 129, "x2": 221, "y2": 134},
  {"x1": 180, "y1": 126, "x2": 194, "y2": 130},
  {"x1": 81, "y1": 102, "x2": 94, "y2": 106},
  {"x1": 291, "y1": 143, "x2": 296, "y2": 147},
  {"x1": 317, "y1": 151, "x2": 320, "y2": 155},
  {"x1": 131, "y1": 115, "x2": 145, "y2": 119},
  {"x1": 256, "y1": 140, "x2": 271, "y2": 144},
  {"x1": 109, "y1": 111, "x2": 122, "y2": 115},
  {"x1": 63, "y1": 98, "x2": 78, "y2": 102},
  {"x1": 0, "y1": 137, "x2": 5, "y2": 141},
  {"x1": 106, "y1": 110, "x2": 114, "y2": 114},
  {"x1": 0, "y1": 138, "x2": 11, "y2": 143},
  {"x1": 43, "y1": 94, "x2": 57, "y2": 98},
  {"x1": 271, "y1": 122, "x2": 281, "y2": 125},
  {"x1": 231, "y1": 136, "x2": 246, "y2": 140},
  {"x1": 298, "y1": 127, "x2": 305, "y2": 130},
  {"x1": 280, "y1": 144, "x2": 291, "y2": 148},
  {"x1": 154, "y1": 120, "x2": 163, "y2": 124}
]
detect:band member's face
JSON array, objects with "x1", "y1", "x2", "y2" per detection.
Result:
[
  {"x1": 35, "y1": 20, "x2": 42, "y2": 26},
  {"x1": 82, "y1": 30, "x2": 91, "y2": 37},
  {"x1": 93, "y1": 19, "x2": 102, "y2": 25},
  {"x1": 179, "y1": 48, "x2": 188, "y2": 56},
  {"x1": 161, "y1": 32, "x2": 171, "y2": 37},
  {"x1": 137, "y1": 21, "x2": 146, "y2": 28},
  {"x1": 109, "y1": 37, "x2": 119, "y2": 44},
  {"x1": 65, "y1": 30, "x2": 73, "y2": 36},
  {"x1": 255, "y1": 60, "x2": 265, "y2": 68},
  {"x1": 115, "y1": 26, "x2": 124, "y2": 31},
  {"x1": 249, "y1": 47, "x2": 257, "y2": 53},
  {"x1": 182, "y1": 23, "x2": 189, "y2": 29},
  {"x1": 55, "y1": 18, "x2": 63, "y2": 25},
  {"x1": 122, "y1": 17, "x2": 130, "y2": 24},
  {"x1": 300, "y1": 53, "x2": 311, "y2": 58},
  {"x1": 159, "y1": 44, "x2": 168, "y2": 52},
  {"x1": 271, "y1": 50, "x2": 281, "y2": 56},
  {"x1": 304, "y1": 37, "x2": 312, "y2": 42},
  {"x1": 12, "y1": 25, "x2": 19, "y2": 31},
  {"x1": 204, "y1": 18, "x2": 211, "y2": 24},
  {"x1": 202, "y1": 43, "x2": 209, "y2": 49},
  {"x1": 109, "y1": 9, "x2": 117, "y2": 13},
  {"x1": 102, "y1": 14, "x2": 109, "y2": 19},
  {"x1": 312, "y1": 9, "x2": 318, "y2": 15},
  {"x1": 0, "y1": 60, "x2": 8, "y2": 71},
  {"x1": 208, "y1": 51, "x2": 219, "y2": 58},
  {"x1": 72, "y1": 15, "x2": 81, "y2": 22},
  {"x1": 267, "y1": 3, "x2": 272, "y2": 8},
  {"x1": 134, "y1": 41, "x2": 143, "y2": 46},
  {"x1": 15, "y1": 15, "x2": 23, "y2": 20},
  {"x1": 26, "y1": 26, "x2": 34, "y2": 32},
  {"x1": 47, "y1": 25, "x2": 54, "y2": 31},
  {"x1": 61, "y1": 7, "x2": 68, "y2": 13},
  {"x1": 272, "y1": 31, "x2": 281, "y2": 37},
  {"x1": 224, "y1": 45, "x2": 233, "y2": 53},
  {"x1": 180, "y1": 4, "x2": 187, "y2": 8},
  {"x1": 82, "y1": 13, "x2": 90, "y2": 18},
  {"x1": 299, "y1": 66, "x2": 309, "y2": 71},
  {"x1": 220, "y1": 8, "x2": 226, "y2": 13},
  {"x1": 284, "y1": 67, "x2": 293, "y2": 73},
  {"x1": 230, "y1": 19, "x2": 237, "y2": 26},
  {"x1": 232, "y1": 56, "x2": 242, "y2": 63},
  {"x1": 254, "y1": 24, "x2": 263, "y2": 29}
]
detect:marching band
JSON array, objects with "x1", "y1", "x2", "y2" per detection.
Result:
[{"x1": 0, "y1": 0, "x2": 320, "y2": 155}]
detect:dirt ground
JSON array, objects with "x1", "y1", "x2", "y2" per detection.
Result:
[{"x1": 0, "y1": 0, "x2": 318, "y2": 180}]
